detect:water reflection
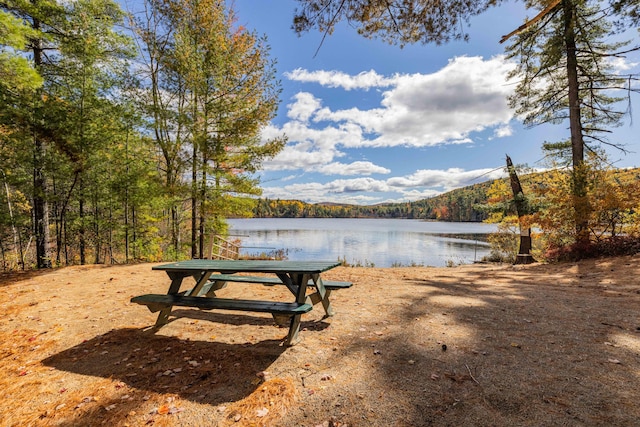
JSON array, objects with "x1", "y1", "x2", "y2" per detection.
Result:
[{"x1": 228, "y1": 218, "x2": 497, "y2": 268}]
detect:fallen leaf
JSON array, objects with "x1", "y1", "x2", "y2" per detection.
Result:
[
  {"x1": 608, "y1": 359, "x2": 622, "y2": 364},
  {"x1": 256, "y1": 407, "x2": 269, "y2": 417}
]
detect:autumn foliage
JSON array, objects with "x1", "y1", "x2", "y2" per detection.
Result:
[{"x1": 482, "y1": 159, "x2": 640, "y2": 262}]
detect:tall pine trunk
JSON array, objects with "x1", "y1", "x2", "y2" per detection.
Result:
[
  {"x1": 31, "y1": 8, "x2": 51, "y2": 269},
  {"x1": 191, "y1": 144, "x2": 198, "y2": 258},
  {"x1": 563, "y1": 0, "x2": 590, "y2": 246}
]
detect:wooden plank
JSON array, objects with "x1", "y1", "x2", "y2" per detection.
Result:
[
  {"x1": 152, "y1": 259, "x2": 341, "y2": 274},
  {"x1": 207, "y1": 274, "x2": 352, "y2": 289},
  {"x1": 209, "y1": 274, "x2": 281, "y2": 285},
  {"x1": 131, "y1": 294, "x2": 313, "y2": 315}
]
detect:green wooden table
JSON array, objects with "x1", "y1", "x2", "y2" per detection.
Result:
[{"x1": 131, "y1": 259, "x2": 344, "y2": 345}]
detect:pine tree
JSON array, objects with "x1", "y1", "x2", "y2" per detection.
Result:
[{"x1": 503, "y1": 0, "x2": 639, "y2": 245}]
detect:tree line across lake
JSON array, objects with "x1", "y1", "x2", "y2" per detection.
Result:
[{"x1": 253, "y1": 181, "x2": 493, "y2": 222}]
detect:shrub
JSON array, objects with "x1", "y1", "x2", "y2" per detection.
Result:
[{"x1": 544, "y1": 235, "x2": 640, "y2": 262}]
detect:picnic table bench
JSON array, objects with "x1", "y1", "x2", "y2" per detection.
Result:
[{"x1": 131, "y1": 259, "x2": 350, "y2": 345}]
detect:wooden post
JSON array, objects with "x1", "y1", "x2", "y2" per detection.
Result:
[{"x1": 506, "y1": 155, "x2": 535, "y2": 264}]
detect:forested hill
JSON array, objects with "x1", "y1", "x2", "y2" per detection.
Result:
[
  {"x1": 253, "y1": 181, "x2": 493, "y2": 221},
  {"x1": 254, "y1": 167, "x2": 640, "y2": 222}
]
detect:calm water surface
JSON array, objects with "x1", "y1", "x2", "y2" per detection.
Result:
[{"x1": 228, "y1": 218, "x2": 498, "y2": 267}]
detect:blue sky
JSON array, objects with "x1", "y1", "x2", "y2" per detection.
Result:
[{"x1": 232, "y1": 1, "x2": 640, "y2": 205}]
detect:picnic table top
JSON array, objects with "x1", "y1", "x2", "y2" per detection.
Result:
[{"x1": 153, "y1": 259, "x2": 341, "y2": 274}]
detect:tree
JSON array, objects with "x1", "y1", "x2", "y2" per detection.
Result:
[
  {"x1": 133, "y1": 0, "x2": 191, "y2": 258},
  {"x1": 2, "y1": 0, "x2": 141, "y2": 267},
  {"x1": 503, "y1": 0, "x2": 639, "y2": 245},
  {"x1": 0, "y1": 9, "x2": 42, "y2": 90},
  {"x1": 612, "y1": 0, "x2": 640, "y2": 27},
  {"x1": 1, "y1": 0, "x2": 69, "y2": 268},
  {"x1": 291, "y1": 0, "x2": 499, "y2": 46},
  {"x1": 48, "y1": 0, "x2": 135, "y2": 264},
  {"x1": 135, "y1": 0, "x2": 285, "y2": 259}
]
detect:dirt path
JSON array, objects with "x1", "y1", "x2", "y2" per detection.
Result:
[{"x1": 1, "y1": 255, "x2": 639, "y2": 426}]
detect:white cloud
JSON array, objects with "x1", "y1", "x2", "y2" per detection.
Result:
[
  {"x1": 320, "y1": 161, "x2": 391, "y2": 176},
  {"x1": 493, "y1": 125, "x2": 513, "y2": 138},
  {"x1": 363, "y1": 56, "x2": 516, "y2": 147},
  {"x1": 608, "y1": 56, "x2": 639, "y2": 72},
  {"x1": 260, "y1": 167, "x2": 507, "y2": 204},
  {"x1": 386, "y1": 167, "x2": 506, "y2": 192},
  {"x1": 286, "y1": 92, "x2": 323, "y2": 122},
  {"x1": 285, "y1": 68, "x2": 396, "y2": 90},
  {"x1": 268, "y1": 55, "x2": 516, "y2": 162}
]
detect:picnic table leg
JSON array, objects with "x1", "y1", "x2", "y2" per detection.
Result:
[
  {"x1": 154, "y1": 272, "x2": 188, "y2": 328},
  {"x1": 311, "y1": 275, "x2": 334, "y2": 316},
  {"x1": 284, "y1": 314, "x2": 303, "y2": 346},
  {"x1": 281, "y1": 272, "x2": 311, "y2": 346},
  {"x1": 302, "y1": 275, "x2": 335, "y2": 317}
]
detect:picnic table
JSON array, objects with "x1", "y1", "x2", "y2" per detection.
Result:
[{"x1": 131, "y1": 259, "x2": 351, "y2": 345}]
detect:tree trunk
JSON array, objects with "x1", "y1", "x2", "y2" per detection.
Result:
[
  {"x1": 79, "y1": 177, "x2": 86, "y2": 265},
  {"x1": 31, "y1": 10, "x2": 51, "y2": 269},
  {"x1": 191, "y1": 144, "x2": 198, "y2": 259},
  {"x1": 506, "y1": 155, "x2": 535, "y2": 264},
  {"x1": 132, "y1": 205, "x2": 137, "y2": 260},
  {"x1": 3, "y1": 173, "x2": 25, "y2": 269},
  {"x1": 563, "y1": 0, "x2": 590, "y2": 246},
  {"x1": 199, "y1": 154, "x2": 206, "y2": 259},
  {"x1": 93, "y1": 195, "x2": 100, "y2": 264}
]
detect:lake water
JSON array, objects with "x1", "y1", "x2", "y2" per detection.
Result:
[{"x1": 228, "y1": 218, "x2": 498, "y2": 268}]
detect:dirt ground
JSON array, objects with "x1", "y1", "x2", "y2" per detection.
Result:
[{"x1": 2, "y1": 255, "x2": 640, "y2": 426}]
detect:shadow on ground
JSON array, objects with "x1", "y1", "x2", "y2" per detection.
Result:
[
  {"x1": 169, "y1": 308, "x2": 331, "y2": 331},
  {"x1": 42, "y1": 327, "x2": 282, "y2": 423}
]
